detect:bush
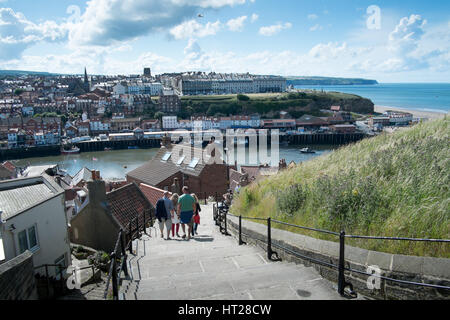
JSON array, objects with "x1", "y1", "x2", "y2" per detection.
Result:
[
  {"x1": 276, "y1": 184, "x2": 306, "y2": 216},
  {"x1": 237, "y1": 94, "x2": 250, "y2": 101}
]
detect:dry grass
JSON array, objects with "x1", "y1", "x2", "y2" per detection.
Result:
[{"x1": 231, "y1": 117, "x2": 450, "y2": 257}]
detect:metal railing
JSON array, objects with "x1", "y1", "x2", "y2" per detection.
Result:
[
  {"x1": 104, "y1": 210, "x2": 153, "y2": 300},
  {"x1": 215, "y1": 206, "x2": 450, "y2": 298}
]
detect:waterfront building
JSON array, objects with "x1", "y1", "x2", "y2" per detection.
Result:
[
  {"x1": 330, "y1": 124, "x2": 357, "y2": 133},
  {"x1": 162, "y1": 116, "x2": 179, "y2": 130}
]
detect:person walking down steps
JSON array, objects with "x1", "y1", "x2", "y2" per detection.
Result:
[
  {"x1": 191, "y1": 194, "x2": 201, "y2": 236},
  {"x1": 155, "y1": 191, "x2": 173, "y2": 240},
  {"x1": 177, "y1": 186, "x2": 196, "y2": 241},
  {"x1": 170, "y1": 193, "x2": 181, "y2": 238}
]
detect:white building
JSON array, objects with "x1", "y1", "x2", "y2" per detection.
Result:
[
  {"x1": 162, "y1": 116, "x2": 179, "y2": 130},
  {"x1": 0, "y1": 175, "x2": 71, "y2": 277}
]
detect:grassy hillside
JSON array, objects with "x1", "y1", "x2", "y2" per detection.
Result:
[
  {"x1": 286, "y1": 76, "x2": 378, "y2": 85},
  {"x1": 179, "y1": 92, "x2": 374, "y2": 119},
  {"x1": 231, "y1": 117, "x2": 450, "y2": 257}
]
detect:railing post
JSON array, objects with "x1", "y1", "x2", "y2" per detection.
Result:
[
  {"x1": 111, "y1": 252, "x2": 118, "y2": 300},
  {"x1": 239, "y1": 215, "x2": 243, "y2": 245},
  {"x1": 215, "y1": 192, "x2": 218, "y2": 207},
  {"x1": 143, "y1": 211, "x2": 147, "y2": 235},
  {"x1": 120, "y1": 230, "x2": 129, "y2": 277},
  {"x1": 338, "y1": 230, "x2": 346, "y2": 296},
  {"x1": 204, "y1": 192, "x2": 207, "y2": 205},
  {"x1": 45, "y1": 265, "x2": 50, "y2": 299},
  {"x1": 136, "y1": 216, "x2": 139, "y2": 239},
  {"x1": 224, "y1": 210, "x2": 228, "y2": 235},
  {"x1": 59, "y1": 267, "x2": 64, "y2": 294},
  {"x1": 128, "y1": 221, "x2": 132, "y2": 252},
  {"x1": 267, "y1": 218, "x2": 273, "y2": 261}
]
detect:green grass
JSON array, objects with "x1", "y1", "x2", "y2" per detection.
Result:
[{"x1": 231, "y1": 117, "x2": 450, "y2": 257}]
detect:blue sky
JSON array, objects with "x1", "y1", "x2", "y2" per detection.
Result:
[{"x1": 0, "y1": 0, "x2": 449, "y2": 82}]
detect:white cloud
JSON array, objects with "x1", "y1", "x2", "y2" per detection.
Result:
[
  {"x1": 0, "y1": 8, "x2": 68, "y2": 60},
  {"x1": 68, "y1": 0, "x2": 249, "y2": 46},
  {"x1": 226, "y1": 16, "x2": 247, "y2": 32},
  {"x1": 169, "y1": 19, "x2": 222, "y2": 40},
  {"x1": 309, "y1": 24, "x2": 323, "y2": 32},
  {"x1": 259, "y1": 22, "x2": 292, "y2": 36},
  {"x1": 307, "y1": 14, "x2": 318, "y2": 20},
  {"x1": 251, "y1": 14, "x2": 259, "y2": 23}
]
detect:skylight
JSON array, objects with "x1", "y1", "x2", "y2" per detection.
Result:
[
  {"x1": 161, "y1": 152, "x2": 172, "y2": 161},
  {"x1": 188, "y1": 158, "x2": 200, "y2": 169},
  {"x1": 177, "y1": 155, "x2": 186, "y2": 165}
]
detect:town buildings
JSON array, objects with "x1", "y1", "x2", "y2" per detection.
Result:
[{"x1": 126, "y1": 137, "x2": 230, "y2": 198}]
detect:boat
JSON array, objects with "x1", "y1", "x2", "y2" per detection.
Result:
[
  {"x1": 300, "y1": 147, "x2": 316, "y2": 154},
  {"x1": 61, "y1": 146, "x2": 80, "y2": 155},
  {"x1": 128, "y1": 146, "x2": 139, "y2": 150},
  {"x1": 104, "y1": 147, "x2": 113, "y2": 151}
]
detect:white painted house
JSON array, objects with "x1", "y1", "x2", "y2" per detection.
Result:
[
  {"x1": 162, "y1": 116, "x2": 179, "y2": 130},
  {"x1": 0, "y1": 174, "x2": 71, "y2": 277}
]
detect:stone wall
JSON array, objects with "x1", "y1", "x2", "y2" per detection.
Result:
[
  {"x1": 0, "y1": 251, "x2": 38, "y2": 300},
  {"x1": 226, "y1": 214, "x2": 450, "y2": 300}
]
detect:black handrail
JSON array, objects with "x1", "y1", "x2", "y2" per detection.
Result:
[
  {"x1": 224, "y1": 211, "x2": 450, "y2": 298},
  {"x1": 103, "y1": 211, "x2": 153, "y2": 300}
]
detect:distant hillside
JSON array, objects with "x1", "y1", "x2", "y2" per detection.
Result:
[
  {"x1": 231, "y1": 117, "x2": 449, "y2": 257},
  {"x1": 179, "y1": 92, "x2": 374, "y2": 119},
  {"x1": 287, "y1": 76, "x2": 378, "y2": 86},
  {"x1": 0, "y1": 70, "x2": 57, "y2": 76}
]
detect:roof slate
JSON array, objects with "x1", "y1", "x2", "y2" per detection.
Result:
[{"x1": 106, "y1": 183, "x2": 153, "y2": 230}]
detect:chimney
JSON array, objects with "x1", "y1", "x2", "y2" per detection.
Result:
[
  {"x1": 161, "y1": 134, "x2": 171, "y2": 149},
  {"x1": 171, "y1": 178, "x2": 181, "y2": 195},
  {"x1": 87, "y1": 180, "x2": 107, "y2": 209}
]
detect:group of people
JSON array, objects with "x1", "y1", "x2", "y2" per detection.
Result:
[{"x1": 155, "y1": 186, "x2": 201, "y2": 241}]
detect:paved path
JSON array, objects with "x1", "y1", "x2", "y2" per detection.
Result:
[{"x1": 120, "y1": 203, "x2": 344, "y2": 300}]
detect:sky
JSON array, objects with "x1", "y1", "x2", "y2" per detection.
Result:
[{"x1": 0, "y1": 0, "x2": 449, "y2": 82}]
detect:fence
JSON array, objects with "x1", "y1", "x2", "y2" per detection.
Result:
[
  {"x1": 213, "y1": 204, "x2": 450, "y2": 298},
  {"x1": 104, "y1": 211, "x2": 152, "y2": 300}
]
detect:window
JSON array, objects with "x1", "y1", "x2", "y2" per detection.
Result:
[
  {"x1": 177, "y1": 155, "x2": 186, "y2": 166},
  {"x1": 161, "y1": 152, "x2": 172, "y2": 161},
  {"x1": 188, "y1": 158, "x2": 200, "y2": 169},
  {"x1": 18, "y1": 225, "x2": 39, "y2": 254}
]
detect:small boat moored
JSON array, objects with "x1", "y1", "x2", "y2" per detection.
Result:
[
  {"x1": 61, "y1": 146, "x2": 81, "y2": 155},
  {"x1": 300, "y1": 147, "x2": 316, "y2": 154}
]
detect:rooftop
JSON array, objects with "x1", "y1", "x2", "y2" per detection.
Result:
[{"x1": 0, "y1": 175, "x2": 63, "y2": 220}]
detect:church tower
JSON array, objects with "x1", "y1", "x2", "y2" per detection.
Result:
[{"x1": 83, "y1": 67, "x2": 90, "y2": 93}]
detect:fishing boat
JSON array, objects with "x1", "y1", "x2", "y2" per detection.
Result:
[
  {"x1": 300, "y1": 147, "x2": 316, "y2": 154},
  {"x1": 104, "y1": 147, "x2": 113, "y2": 151},
  {"x1": 61, "y1": 146, "x2": 80, "y2": 155},
  {"x1": 128, "y1": 146, "x2": 139, "y2": 150}
]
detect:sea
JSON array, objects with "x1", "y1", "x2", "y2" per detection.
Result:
[{"x1": 294, "y1": 83, "x2": 450, "y2": 114}]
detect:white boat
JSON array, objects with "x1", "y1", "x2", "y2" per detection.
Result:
[
  {"x1": 61, "y1": 146, "x2": 81, "y2": 155},
  {"x1": 300, "y1": 147, "x2": 316, "y2": 154}
]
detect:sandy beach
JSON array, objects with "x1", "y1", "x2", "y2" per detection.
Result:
[{"x1": 375, "y1": 105, "x2": 447, "y2": 120}]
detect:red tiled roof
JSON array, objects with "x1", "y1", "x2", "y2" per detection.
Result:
[
  {"x1": 139, "y1": 183, "x2": 172, "y2": 208},
  {"x1": 2, "y1": 161, "x2": 16, "y2": 173},
  {"x1": 106, "y1": 183, "x2": 154, "y2": 230}
]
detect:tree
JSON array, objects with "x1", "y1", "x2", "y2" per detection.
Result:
[
  {"x1": 154, "y1": 111, "x2": 165, "y2": 122},
  {"x1": 237, "y1": 94, "x2": 250, "y2": 101}
]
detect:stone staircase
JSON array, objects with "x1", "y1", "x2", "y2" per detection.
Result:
[{"x1": 119, "y1": 204, "x2": 345, "y2": 300}]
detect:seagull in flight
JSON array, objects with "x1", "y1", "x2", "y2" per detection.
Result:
[{"x1": 198, "y1": 13, "x2": 204, "y2": 18}]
